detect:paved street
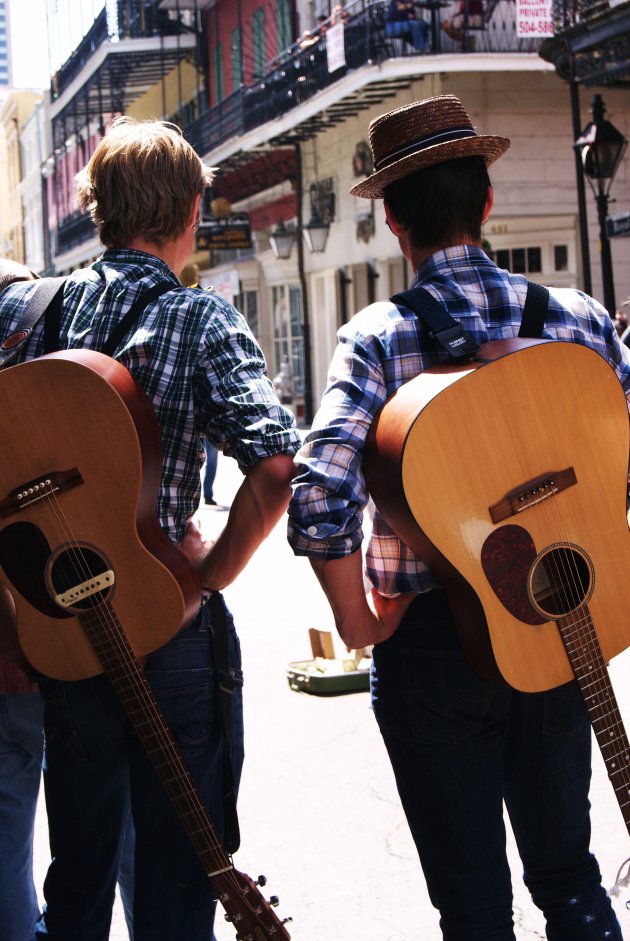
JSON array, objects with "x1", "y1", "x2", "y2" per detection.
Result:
[{"x1": 34, "y1": 451, "x2": 630, "y2": 940}]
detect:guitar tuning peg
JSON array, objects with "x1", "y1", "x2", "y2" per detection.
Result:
[
  {"x1": 282, "y1": 916, "x2": 294, "y2": 925},
  {"x1": 269, "y1": 895, "x2": 280, "y2": 907},
  {"x1": 255, "y1": 874, "x2": 267, "y2": 887}
]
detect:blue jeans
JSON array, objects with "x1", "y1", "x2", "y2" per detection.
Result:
[
  {"x1": 0, "y1": 692, "x2": 44, "y2": 941},
  {"x1": 385, "y1": 18, "x2": 430, "y2": 50},
  {"x1": 202, "y1": 440, "x2": 218, "y2": 502},
  {"x1": 372, "y1": 590, "x2": 622, "y2": 941},
  {"x1": 33, "y1": 595, "x2": 244, "y2": 941}
]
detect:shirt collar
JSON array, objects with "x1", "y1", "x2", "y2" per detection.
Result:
[{"x1": 413, "y1": 244, "x2": 493, "y2": 286}]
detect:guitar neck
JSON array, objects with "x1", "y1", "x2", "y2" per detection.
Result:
[
  {"x1": 80, "y1": 605, "x2": 291, "y2": 939},
  {"x1": 557, "y1": 606, "x2": 630, "y2": 837},
  {"x1": 80, "y1": 606, "x2": 232, "y2": 877}
]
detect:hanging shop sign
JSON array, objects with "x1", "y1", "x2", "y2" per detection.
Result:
[{"x1": 196, "y1": 213, "x2": 252, "y2": 251}]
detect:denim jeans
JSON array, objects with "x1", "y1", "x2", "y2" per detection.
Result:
[
  {"x1": 372, "y1": 589, "x2": 622, "y2": 941},
  {"x1": 33, "y1": 594, "x2": 244, "y2": 941},
  {"x1": 385, "y1": 18, "x2": 430, "y2": 50},
  {"x1": 0, "y1": 692, "x2": 44, "y2": 941}
]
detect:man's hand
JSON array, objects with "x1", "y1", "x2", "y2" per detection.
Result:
[
  {"x1": 310, "y1": 553, "x2": 418, "y2": 649},
  {"x1": 178, "y1": 516, "x2": 216, "y2": 573}
]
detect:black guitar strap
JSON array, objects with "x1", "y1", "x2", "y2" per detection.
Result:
[
  {"x1": 391, "y1": 279, "x2": 550, "y2": 356},
  {"x1": 208, "y1": 591, "x2": 242, "y2": 854},
  {"x1": 0, "y1": 276, "x2": 67, "y2": 368}
]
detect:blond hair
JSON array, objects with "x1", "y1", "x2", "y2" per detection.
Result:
[{"x1": 76, "y1": 117, "x2": 215, "y2": 249}]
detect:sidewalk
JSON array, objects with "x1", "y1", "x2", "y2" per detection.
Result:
[{"x1": 34, "y1": 451, "x2": 630, "y2": 940}]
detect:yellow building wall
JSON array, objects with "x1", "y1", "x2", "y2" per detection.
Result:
[{"x1": 0, "y1": 90, "x2": 43, "y2": 263}]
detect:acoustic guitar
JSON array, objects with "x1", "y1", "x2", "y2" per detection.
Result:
[
  {"x1": 0, "y1": 349, "x2": 291, "y2": 940},
  {"x1": 365, "y1": 338, "x2": 630, "y2": 837}
]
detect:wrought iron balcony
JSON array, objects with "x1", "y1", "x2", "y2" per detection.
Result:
[
  {"x1": 186, "y1": 0, "x2": 541, "y2": 159},
  {"x1": 51, "y1": 0, "x2": 197, "y2": 101},
  {"x1": 57, "y1": 211, "x2": 97, "y2": 257},
  {"x1": 541, "y1": 0, "x2": 630, "y2": 86}
]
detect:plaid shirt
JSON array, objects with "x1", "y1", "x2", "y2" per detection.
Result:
[
  {"x1": 288, "y1": 245, "x2": 630, "y2": 596},
  {"x1": 0, "y1": 249, "x2": 300, "y2": 546}
]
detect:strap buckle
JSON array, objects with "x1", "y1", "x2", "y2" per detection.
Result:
[{"x1": 429, "y1": 324, "x2": 480, "y2": 359}]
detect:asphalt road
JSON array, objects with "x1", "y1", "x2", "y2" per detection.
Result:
[{"x1": 34, "y1": 451, "x2": 630, "y2": 940}]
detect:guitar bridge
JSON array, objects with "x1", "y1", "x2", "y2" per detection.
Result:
[
  {"x1": 489, "y1": 467, "x2": 577, "y2": 524},
  {"x1": 0, "y1": 468, "x2": 83, "y2": 518}
]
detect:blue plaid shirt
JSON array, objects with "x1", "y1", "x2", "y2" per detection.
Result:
[
  {"x1": 0, "y1": 249, "x2": 300, "y2": 543},
  {"x1": 288, "y1": 245, "x2": 630, "y2": 595}
]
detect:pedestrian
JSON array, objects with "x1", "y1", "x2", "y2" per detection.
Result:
[
  {"x1": 201, "y1": 437, "x2": 219, "y2": 505},
  {"x1": 385, "y1": 0, "x2": 430, "y2": 52},
  {"x1": 287, "y1": 94, "x2": 629, "y2": 939},
  {"x1": 0, "y1": 116, "x2": 300, "y2": 941}
]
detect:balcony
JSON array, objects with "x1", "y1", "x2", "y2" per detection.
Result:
[
  {"x1": 50, "y1": 0, "x2": 199, "y2": 150},
  {"x1": 186, "y1": 0, "x2": 541, "y2": 163},
  {"x1": 541, "y1": 0, "x2": 630, "y2": 86}
]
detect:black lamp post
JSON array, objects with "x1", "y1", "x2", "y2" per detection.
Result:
[{"x1": 574, "y1": 94, "x2": 627, "y2": 316}]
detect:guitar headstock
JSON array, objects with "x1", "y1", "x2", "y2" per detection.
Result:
[{"x1": 215, "y1": 867, "x2": 292, "y2": 940}]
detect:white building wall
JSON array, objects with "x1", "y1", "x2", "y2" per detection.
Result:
[{"x1": 20, "y1": 97, "x2": 49, "y2": 273}]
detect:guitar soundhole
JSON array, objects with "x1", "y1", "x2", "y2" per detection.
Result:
[
  {"x1": 528, "y1": 544, "x2": 593, "y2": 619},
  {"x1": 45, "y1": 544, "x2": 114, "y2": 613}
]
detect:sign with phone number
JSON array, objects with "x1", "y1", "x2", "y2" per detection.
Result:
[{"x1": 516, "y1": 0, "x2": 553, "y2": 36}]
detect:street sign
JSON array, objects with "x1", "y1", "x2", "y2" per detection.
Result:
[
  {"x1": 196, "y1": 213, "x2": 252, "y2": 251},
  {"x1": 606, "y1": 212, "x2": 630, "y2": 238}
]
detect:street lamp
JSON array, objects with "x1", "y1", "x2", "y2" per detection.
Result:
[
  {"x1": 268, "y1": 221, "x2": 295, "y2": 260},
  {"x1": 574, "y1": 94, "x2": 627, "y2": 316},
  {"x1": 268, "y1": 216, "x2": 330, "y2": 260},
  {"x1": 302, "y1": 211, "x2": 331, "y2": 253}
]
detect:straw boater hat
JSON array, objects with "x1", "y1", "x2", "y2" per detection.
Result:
[{"x1": 350, "y1": 95, "x2": 510, "y2": 199}]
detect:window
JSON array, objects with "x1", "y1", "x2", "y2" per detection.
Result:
[
  {"x1": 213, "y1": 42, "x2": 224, "y2": 103},
  {"x1": 554, "y1": 245, "x2": 568, "y2": 271},
  {"x1": 252, "y1": 8, "x2": 266, "y2": 79},
  {"x1": 276, "y1": 0, "x2": 292, "y2": 54},
  {"x1": 231, "y1": 27, "x2": 242, "y2": 90},
  {"x1": 272, "y1": 284, "x2": 304, "y2": 395},
  {"x1": 490, "y1": 245, "x2": 543, "y2": 275}
]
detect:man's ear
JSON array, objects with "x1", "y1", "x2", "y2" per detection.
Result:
[
  {"x1": 481, "y1": 186, "x2": 494, "y2": 225},
  {"x1": 188, "y1": 192, "x2": 202, "y2": 229},
  {"x1": 384, "y1": 200, "x2": 405, "y2": 237}
]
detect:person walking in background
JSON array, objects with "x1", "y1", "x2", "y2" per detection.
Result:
[
  {"x1": 288, "y1": 94, "x2": 628, "y2": 939},
  {"x1": 0, "y1": 116, "x2": 300, "y2": 941},
  {"x1": 201, "y1": 438, "x2": 218, "y2": 506}
]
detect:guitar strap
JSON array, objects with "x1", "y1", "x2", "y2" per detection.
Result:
[
  {"x1": 0, "y1": 276, "x2": 67, "y2": 368},
  {"x1": 208, "y1": 591, "x2": 241, "y2": 854},
  {"x1": 391, "y1": 279, "x2": 550, "y2": 356}
]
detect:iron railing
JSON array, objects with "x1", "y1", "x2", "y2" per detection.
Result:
[
  {"x1": 186, "y1": 0, "x2": 540, "y2": 156},
  {"x1": 51, "y1": 1, "x2": 196, "y2": 100}
]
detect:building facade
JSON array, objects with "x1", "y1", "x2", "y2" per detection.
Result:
[{"x1": 11, "y1": 0, "x2": 629, "y2": 423}]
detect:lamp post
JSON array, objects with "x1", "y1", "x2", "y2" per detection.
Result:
[{"x1": 574, "y1": 94, "x2": 627, "y2": 316}]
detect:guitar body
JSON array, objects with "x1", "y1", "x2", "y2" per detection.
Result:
[
  {"x1": 0, "y1": 349, "x2": 200, "y2": 680},
  {"x1": 365, "y1": 338, "x2": 630, "y2": 692}
]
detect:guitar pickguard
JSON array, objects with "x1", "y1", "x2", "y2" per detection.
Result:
[{"x1": 480, "y1": 525, "x2": 546, "y2": 626}]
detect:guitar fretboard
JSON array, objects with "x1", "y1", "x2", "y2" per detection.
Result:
[
  {"x1": 80, "y1": 605, "x2": 232, "y2": 877},
  {"x1": 558, "y1": 605, "x2": 630, "y2": 835}
]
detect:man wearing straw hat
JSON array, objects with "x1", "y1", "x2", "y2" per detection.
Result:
[{"x1": 288, "y1": 94, "x2": 629, "y2": 939}]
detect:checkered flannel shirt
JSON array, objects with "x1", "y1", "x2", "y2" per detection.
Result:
[
  {"x1": 0, "y1": 249, "x2": 301, "y2": 546},
  {"x1": 288, "y1": 245, "x2": 630, "y2": 596}
]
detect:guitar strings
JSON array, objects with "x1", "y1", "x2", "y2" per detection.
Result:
[{"x1": 535, "y1": 473, "x2": 630, "y2": 816}]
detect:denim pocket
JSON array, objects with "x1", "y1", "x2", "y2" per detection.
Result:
[{"x1": 400, "y1": 647, "x2": 495, "y2": 745}]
